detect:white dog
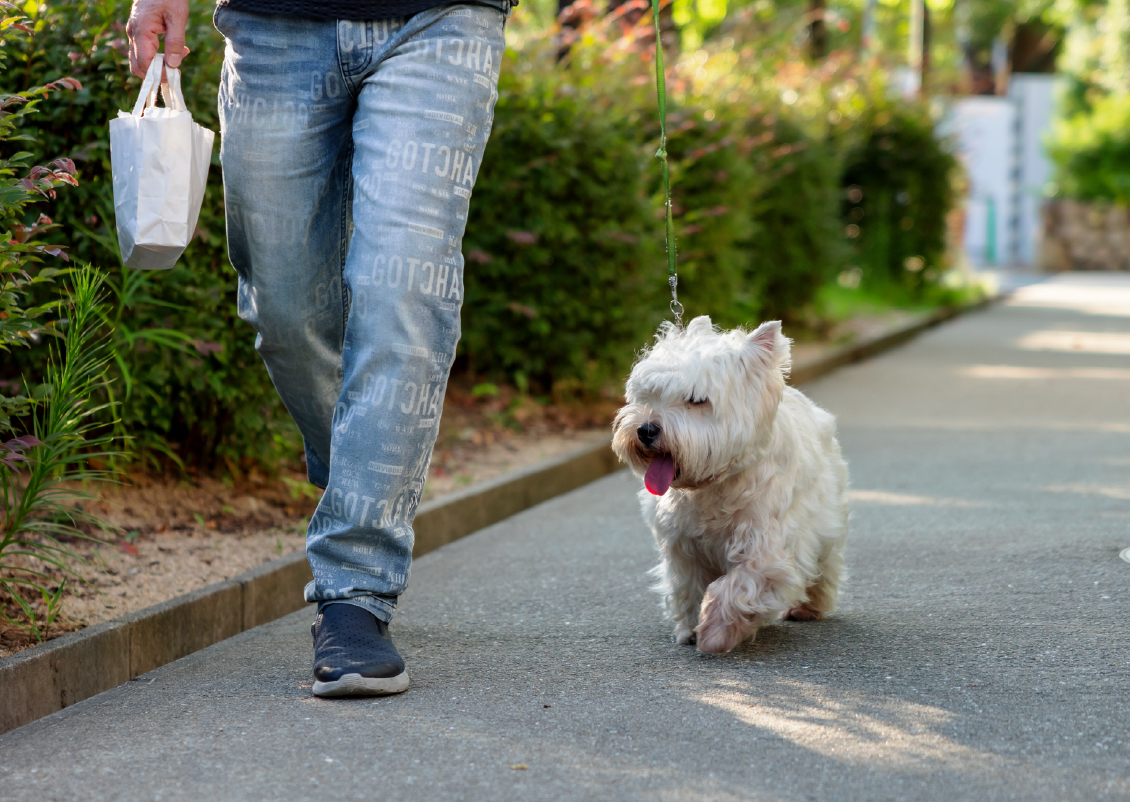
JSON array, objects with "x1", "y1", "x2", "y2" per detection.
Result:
[{"x1": 612, "y1": 316, "x2": 849, "y2": 654}]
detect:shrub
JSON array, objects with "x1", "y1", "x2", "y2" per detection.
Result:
[
  {"x1": 459, "y1": 52, "x2": 662, "y2": 391},
  {"x1": 542, "y1": 18, "x2": 848, "y2": 334},
  {"x1": 655, "y1": 104, "x2": 760, "y2": 329},
  {"x1": 746, "y1": 117, "x2": 844, "y2": 322},
  {"x1": 1048, "y1": 91, "x2": 1130, "y2": 204},
  {"x1": 839, "y1": 102, "x2": 957, "y2": 295},
  {"x1": 657, "y1": 106, "x2": 844, "y2": 327}
]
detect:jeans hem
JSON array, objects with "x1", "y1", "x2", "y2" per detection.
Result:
[{"x1": 305, "y1": 585, "x2": 397, "y2": 623}]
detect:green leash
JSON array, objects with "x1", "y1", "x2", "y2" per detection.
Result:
[{"x1": 650, "y1": 0, "x2": 684, "y2": 329}]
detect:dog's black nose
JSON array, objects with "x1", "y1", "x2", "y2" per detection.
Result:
[{"x1": 637, "y1": 422, "x2": 661, "y2": 448}]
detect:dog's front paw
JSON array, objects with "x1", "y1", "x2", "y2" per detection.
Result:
[
  {"x1": 674, "y1": 623, "x2": 697, "y2": 646},
  {"x1": 783, "y1": 602, "x2": 824, "y2": 622},
  {"x1": 694, "y1": 593, "x2": 747, "y2": 654},
  {"x1": 695, "y1": 618, "x2": 744, "y2": 654}
]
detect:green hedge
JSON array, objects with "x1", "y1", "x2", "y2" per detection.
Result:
[
  {"x1": 840, "y1": 103, "x2": 957, "y2": 295},
  {"x1": 1, "y1": 1, "x2": 959, "y2": 472},
  {"x1": 1049, "y1": 91, "x2": 1130, "y2": 204},
  {"x1": 747, "y1": 118, "x2": 845, "y2": 321},
  {"x1": 460, "y1": 65, "x2": 661, "y2": 391}
]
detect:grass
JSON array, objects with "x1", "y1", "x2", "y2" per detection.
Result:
[{"x1": 817, "y1": 274, "x2": 986, "y2": 326}]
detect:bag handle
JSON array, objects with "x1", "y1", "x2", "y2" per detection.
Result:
[{"x1": 130, "y1": 54, "x2": 188, "y2": 117}]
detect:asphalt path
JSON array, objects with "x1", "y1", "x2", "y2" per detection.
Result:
[{"x1": 2, "y1": 273, "x2": 1129, "y2": 801}]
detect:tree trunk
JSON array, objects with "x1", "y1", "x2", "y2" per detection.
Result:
[{"x1": 809, "y1": 0, "x2": 827, "y2": 59}]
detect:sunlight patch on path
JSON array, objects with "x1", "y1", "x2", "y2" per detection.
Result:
[
  {"x1": 697, "y1": 681, "x2": 1000, "y2": 771},
  {"x1": 1043, "y1": 483, "x2": 1130, "y2": 500},
  {"x1": 1016, "y1": 330, "x2": 1130, "y2": 355},
  {"x1": 846, "y1": 418, "x2": 1130, "y2": 434},
  {"x1": 959, "y1": 364, "x2": 1130, "y2": 380},
  {"x1": 850, "y1": 490, "x2": 985, "y2": 507},
  {"x1": 1006, "y1": 275, "x2": 1130, "y2": 317}
]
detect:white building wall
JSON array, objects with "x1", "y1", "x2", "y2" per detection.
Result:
[
  {"x1": 943, "y1": 75, "x2": 1059, "y2": 267},
  {"x1": 948, "y1": 97, "x2": 1015, "y2": 267},
  {"x1": 1008, "y1": 74, "x2": 1059, "y2": 266}
]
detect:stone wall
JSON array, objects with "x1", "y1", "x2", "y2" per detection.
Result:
[{"x1": 1041, "y1": 199, "x2": 1130, "y2": 271}]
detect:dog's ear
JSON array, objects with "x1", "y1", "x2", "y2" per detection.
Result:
[
  {"x1": 747, "y1": 320, "x2": 781, "y2": 352},
  {"x1": 745, "y1": 320, "x2": 792, "y2": 373},
  {"x1": 686, "y1": 316, "x2": 713, "y2": 335}
]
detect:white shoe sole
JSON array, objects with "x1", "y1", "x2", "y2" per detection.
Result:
[{"x1": 312, "y1": 670, "x2": 410, "y2": 697}]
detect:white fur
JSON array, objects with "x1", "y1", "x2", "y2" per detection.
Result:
[{"x1": 612, "y1": 316, "x2": 849, "y2": 654}]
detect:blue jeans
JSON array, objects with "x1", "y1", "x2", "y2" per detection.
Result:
[{"x1": 216, "y1": 4, "x2": 506, "y2": 622}]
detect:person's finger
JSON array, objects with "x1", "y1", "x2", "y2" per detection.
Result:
[
  {"x1": 162, "y1": 5, "x2": 190, "y2": 69},
  {"x1": 128, "y1": 36, "x2": 140, "y2": 78},
  {"x1": 125, "y1": 12, "x2": 161, "y2": 78},
  {"x1": 160, "y1": 46, "x2": 192, "y2": 83}
]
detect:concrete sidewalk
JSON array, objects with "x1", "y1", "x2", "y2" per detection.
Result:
[{"x1": 2, "y1": 273, "x2": 1129, "y2": 801}]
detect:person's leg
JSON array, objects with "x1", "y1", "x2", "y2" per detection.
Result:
[
  {"x1": 302, "y1": 4, "x2": 505, "y2": 624},
  {"x1": 215, "y1": 7, "x2": 355, "y2": 489}
]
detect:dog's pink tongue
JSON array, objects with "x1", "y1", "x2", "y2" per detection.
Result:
[{"x1": 644, "y1": 455, "x2": 676, "y2": 496}]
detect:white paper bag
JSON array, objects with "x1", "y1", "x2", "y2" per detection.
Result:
[{"x1": 110, "y1": 54, "x2": 215, "y2": 271}]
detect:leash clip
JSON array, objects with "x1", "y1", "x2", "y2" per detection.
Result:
[{"x1": 669, "y1": 275, "x2": 684, "y2": 329}]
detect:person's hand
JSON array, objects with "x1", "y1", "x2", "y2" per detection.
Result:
[{"x1": 125, "y1": 0, "x2": 191, "y2": 79}]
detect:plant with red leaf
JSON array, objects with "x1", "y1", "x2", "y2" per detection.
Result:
[
  {"x1": 0, "y1": 434, "x2": 44, "y2": 472},
  {"x1": 0, "y1": 3, "x2": 83, "y2": 357}
]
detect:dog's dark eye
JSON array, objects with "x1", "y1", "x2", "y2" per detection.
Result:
[{"x1": 687, "y1": 397, "x2": 709, "y2": 406}]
